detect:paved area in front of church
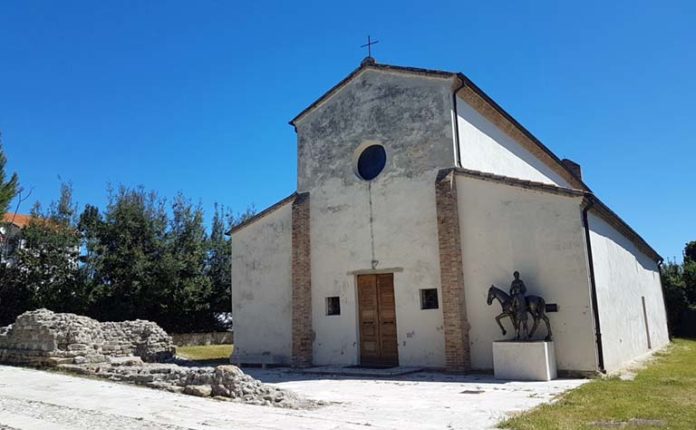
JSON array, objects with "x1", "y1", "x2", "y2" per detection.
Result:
[{"x1": 0, "y1": 365, "x2": 586, "y2": 429}]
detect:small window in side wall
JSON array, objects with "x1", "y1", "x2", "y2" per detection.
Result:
[
  {"x1": 326, "y1": 296, "x2": 341, "y2": 316},
  {"x1": 420, "y1": 289, "x2": 439, "y2": 310}
]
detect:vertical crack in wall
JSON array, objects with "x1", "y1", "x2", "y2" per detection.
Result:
[{"x1": 368, "y1": 181, "x2": 377, "y2": 269}]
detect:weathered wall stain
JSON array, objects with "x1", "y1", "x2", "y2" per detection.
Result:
[{"x1": 296, "y1": 69, "x2": 456, "y2": 191}]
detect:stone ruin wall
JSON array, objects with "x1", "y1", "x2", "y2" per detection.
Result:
[
  {"x1": 0, "y1": 309, "x2": 315, "y2": 409},
  {"x1": 0, "y1": 309, "x2": 176, "y2": 367}
]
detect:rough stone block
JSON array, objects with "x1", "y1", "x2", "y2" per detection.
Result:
[
  {"x1": 109, "y1": 356, "x2": 144, "y2": 366},
  {"x1": 184, "y1": 385, "x2": 213, "y2": 397},
  {"x1": 68, "y1": 343, "x2": 88, "y2": 351},
  {"x1": 46, "y1": 357, "x2": 75, "y2": 366}
]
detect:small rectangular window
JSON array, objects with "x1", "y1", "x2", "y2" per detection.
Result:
[
  {"x1": 420, "y1": 289, "x2": 439, "y2": 310},
  {"x1": 326, "y1": 296, "x2": 341, "y2": 316}
]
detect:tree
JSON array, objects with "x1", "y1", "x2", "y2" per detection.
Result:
[
  {"x1": 1, "y1": 177, "x2": 255, "y2": 334},
  {"x1": 685, "y1": 241, "x2": 696, "y2": 264},
  {"x1": 230, "y1": 205, "x2": 257, "y2": 229},
  {"x1": 77, "y1": 204, "x2": 104, "y2": 282},
  {"x1": 0, "y1": 184, "x2": 83, "y2": 323},
  {"x1": 0, "y1": 137, "x2": 19, "y2": 219},
  {"x1": 683, "y1": 267, "x2": 696, "y2": 306},
  {"x1": 207, "y1": 204, "x2": 231, "y2": 324},
  {"x1": 155, "y1": 194, "x2": 214, "y2": 332},
  {"x1": 661, "y1": 261, "x2": 688, "y2": 335},
  {"x1": 681, "y1": 241, "x2": 696, "y2": 307},
  {"x1": 87, "y1": 186, "x2": 168, "y2": 322}
]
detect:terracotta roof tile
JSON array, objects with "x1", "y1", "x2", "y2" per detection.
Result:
[{"x1": 2, "y1": 213, "x2": 32, "y2": 229}]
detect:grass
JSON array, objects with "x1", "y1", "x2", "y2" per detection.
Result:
[
  {"x1": 500, "y1": 338, "x2": 696, "y2": 430},
  {"x1": 176, "y1": 344, "x2": 234, "y2": 362}
]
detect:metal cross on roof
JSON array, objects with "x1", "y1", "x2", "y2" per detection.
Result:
[{"x1": 361, "y1": 35, "x2": 379, "y2": 58}]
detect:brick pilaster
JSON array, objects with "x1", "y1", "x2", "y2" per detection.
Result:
[
  {"x1": 291, "y1": 192, "x2": 313, "y2": 367},
  {"x1": 435, "y1": 169, "x2": 471, "y2": 372}
]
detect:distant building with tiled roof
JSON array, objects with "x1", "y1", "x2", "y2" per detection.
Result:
[
  {"x1": 1, "y1": 213, "x2": 33, "y2": 262},
  {"x1": 2, "y1": 213, "x2": 33, "y2": 229}
]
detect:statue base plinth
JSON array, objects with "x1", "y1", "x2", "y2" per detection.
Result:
[{"x1": 492, "y1": 340, "x2": 557, "y2": 381}]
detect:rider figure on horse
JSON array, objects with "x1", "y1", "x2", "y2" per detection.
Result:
[
  {"x1": 510, "y1": 271, "x2": 527, "y2": 312},
  {"x1": 487, "y1": 271, "x2": 553, "y2": 341},
  {"x1": 510, "y1": 271, "x2": 529, "y2": 338}
]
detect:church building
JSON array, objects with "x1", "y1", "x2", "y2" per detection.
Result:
[{"x1": 230, "y1": 57, "x2": 669, "y2": 374}]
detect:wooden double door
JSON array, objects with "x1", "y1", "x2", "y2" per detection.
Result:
[{"x1": 357, "y1": 273, "x2": 399, "y2": 367}]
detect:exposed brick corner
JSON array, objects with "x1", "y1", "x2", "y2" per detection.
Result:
[
  {"x1": 291, "y1": 192, "x2": 313, "y2": 367},
  {"x1": 435, "y1": 169, "x2": 471, "y2": 372}
]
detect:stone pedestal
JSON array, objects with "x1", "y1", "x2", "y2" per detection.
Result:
[{"x1": 492, "y1": 340, "x2": 557, "y2": 381}]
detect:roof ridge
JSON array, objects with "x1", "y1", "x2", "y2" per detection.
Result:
[{"x1": 289, "y1": 61, "x2": 457, "y2": 126}]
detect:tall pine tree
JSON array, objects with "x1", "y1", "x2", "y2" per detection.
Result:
[
  {"x1": 207, "y1": 204, "x2": 231, "y2": 325},
  {"x1": 89, "y1": 186, "x2": 168, "y2": 322}
]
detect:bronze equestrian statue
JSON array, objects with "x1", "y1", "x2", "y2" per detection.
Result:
[{"x1": 486, "y1": 272, "x2": 552, "y2": 341}]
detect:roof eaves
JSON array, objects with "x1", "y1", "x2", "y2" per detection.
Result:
[
  {"x1": 454, "y1": 72, "x2": 590, "y2": 192},
  {"x1": 586, "y1": 195, "x2": 662, "y2": 263},
  {"x1": 450, "y1": 167, "x2": 661, "y2": 263},
  {"x1": 226, "y1": 193, "x2": 297, "y2": 235},
  {"x1": 450, "y1": 167, "x2": 587, "y2": 198},
  {"x1": 288, "y1": 61, "x2": 589, "y2": 193},
  {"x1": 289, "y1": 61, "x2": 457, "y2": 126}
]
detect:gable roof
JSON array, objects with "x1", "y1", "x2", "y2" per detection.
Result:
[
  {"x1": 227, "y1": 193, "x2": 297, "y2": 235},
  {"x1": 289, "y1": 58, "x2": 456, "y2": 126},
  {"x1": 2, "y1": 213, "x2": 32, "y2": 229},
  {"x1": 289, "y1": 58, "x2": 589, "y2": 192},
  {"x1": 284, "y1": 60, "x2": 661, "y2": 261}
]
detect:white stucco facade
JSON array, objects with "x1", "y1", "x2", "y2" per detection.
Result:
[
  {"x1": 588, "y1": 212, "x2": 669, "y2": 372},
  {"x1": 457, "y1": 176, "x2": 597, "y2": 372},
  {"x1": 456, "y1": 97, "x2": 572, "y2": 188},
  {"x1": 296, "y1": 69, "x2": 455, "y2": 368},
  {"x1": 230, "y1": 60, "x2": 668, "y2": 374},
  {"x1": 231, "y1": 202, "x2": 293, "y2": 364},
  {"x1": 308, "y1": 173, "x2": 446, "y2": 367}
]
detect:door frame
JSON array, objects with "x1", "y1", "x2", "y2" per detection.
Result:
[{"x1": 354, "y1": 272, "x2": 399, "y2": 367}]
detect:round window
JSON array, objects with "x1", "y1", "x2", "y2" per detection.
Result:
[{"x1": 356, "y1": 145, "x2": 387, "y2": 181}]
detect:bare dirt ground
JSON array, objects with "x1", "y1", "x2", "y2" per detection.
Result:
[{"x1": 0, "y1": 365, "x2": 586, "y2": 429}]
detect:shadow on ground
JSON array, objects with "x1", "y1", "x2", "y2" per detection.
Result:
[
  {"x1": 241, "y1": 367, "x2": 581, "y2": 386},
  {"x1": 172, "y1": 357, "x2": 230, "y2": 367}
]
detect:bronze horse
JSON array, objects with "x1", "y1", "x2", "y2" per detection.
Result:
[{"x1": 487, "y1": 285, "x2": 552, "y2": 341}]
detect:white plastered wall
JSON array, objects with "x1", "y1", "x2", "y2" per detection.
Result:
[
  {"x1": 588, "y1": 212, "x2": 669, "y2": 372},
  {"x1": 230, "y1": 202, "x2": 293, "y2": 364},
  {"x1": 294, "y1": 69, "x2": 457, "y2": 368},
  {"x1": 457, "y1": 176, "x2": 598, "y2": 372},
  {"x1": 455, "y1": 97, "x2": 572, "y2": 187},
  {"x1": 309, "y1": 172, "x2": 446, "y2": 367}
]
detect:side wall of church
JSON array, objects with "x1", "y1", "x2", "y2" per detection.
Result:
[
  {"x1": 294, "y1": 69, "x2": 457, "y2": 368},
  {"x1": 231, "y1": 202, "x2": 293, "y2": 364},
  {"x1": 456, "y1": 176, "x2": 598, "y2": 372},
  {"x1": 588, "y1": 213, "x2": 669, "y2": 372},
  {"x1": 455, "y1": 96, "x2": 572, "y2": 187}
]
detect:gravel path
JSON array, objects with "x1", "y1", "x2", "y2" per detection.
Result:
[
  {"x1": 0, "y1": 365, "x2": 587, "y2": 429},
  {"x1": 0, "y1": 397, "x2": 188, "y2": 430}
]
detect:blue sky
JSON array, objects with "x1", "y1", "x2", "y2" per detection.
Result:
[{"x1": 1, "y1": 1, "x2": 694, "y2": 261}]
